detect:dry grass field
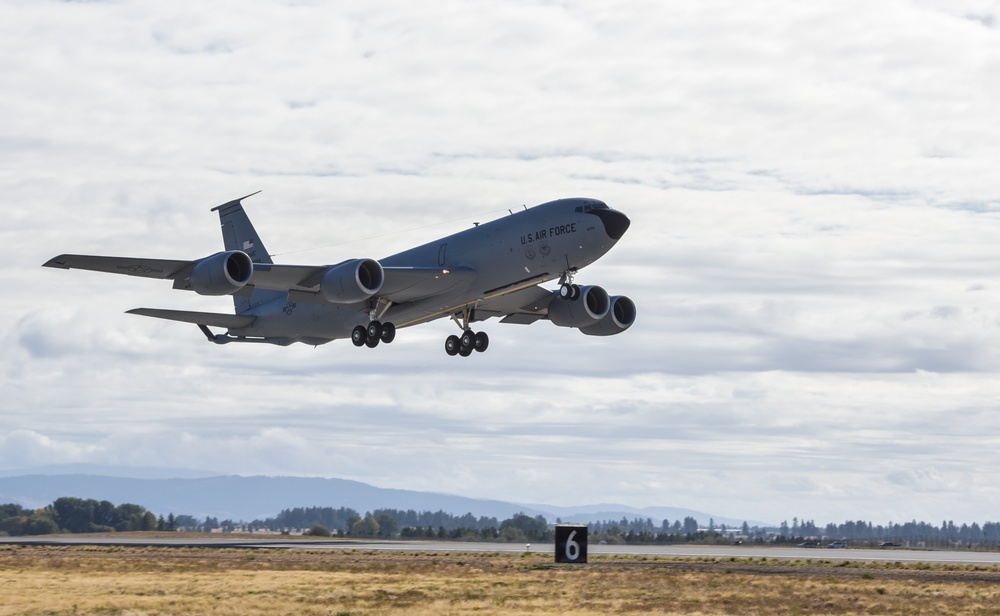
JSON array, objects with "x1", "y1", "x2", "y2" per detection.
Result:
[{"x1": 2, "y1": 543, "x2": 1000, "y2": 615}]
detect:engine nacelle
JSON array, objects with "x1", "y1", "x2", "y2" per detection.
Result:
[
  {"x1": 548, "y1": 284, "x2": 610, "y2": 328},
  {"x1": 189, "y1": 250, "x2": 253, "y2": 296},
  {"x1": 320, "y1": 258, "x2": 384, "y2": 304},
  {"x1": 581, "y1": 295, "x2": 636, "y2": 336}
]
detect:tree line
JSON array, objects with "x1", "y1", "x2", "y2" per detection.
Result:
[
  {"x1": 763, "y1": 517, "x2": 1000, "y2": 548},
  {"x1": 0, "y1": 498, "x2": 191, "y2": 536},
  {"x1": 4, "y1": 498, "x2": 1000, "y2": 549},
  {"x1": 247, "y1": 507, "x2": 551, "y2": 543}
]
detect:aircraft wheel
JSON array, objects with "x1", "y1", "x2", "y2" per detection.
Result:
[
  {"x1": 445, "y1": 335, "x2": 461, "y2": 356},
  {"x1": 570, "y1": 284, "x2": 580, "y2": 300},
  {"x1": 474, "y1": 331, "x2": 489, "y2": 352},
  {"x1": 458, "y1": 344, "x2": 474, "y2": 357},
  {"x1": 351, "y1": 325, "x2": 367, "y2": 347},
  {"x1": 367, "y1": 320, "x2": 383, "y2": 341},
  {"x1": 365, "y1": 335, "x2": 380, "y2": 348},
  {"x1": 380, "y1": 322, "x2": 396, "y2": 343},
  {"x1": 460, "y1": 330, "x2": 475, "y2": 350}
]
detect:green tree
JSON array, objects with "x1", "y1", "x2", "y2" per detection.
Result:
[
  {"x1": 682, "y1": 517, "x2": 699, "y2": 535},
  {"x1": 52, "y1": 497, "x2": 97, "y2": 533},
  {"x1": 500, "y1": 513, "x2": 550, "y2": 541},
  {"x1": 114, "y1": 504, "x2": 148, "y2": 531},
  {"x1": 352, "y1": 515, "x2": 380, "y2": 536},
  {"x1": 305, "y1": 524, "x2": 331, "y2": 537},
  {"x1": 499, "y1": 525, "x2": 526, "y2": 542},
  {"x1": 26, "y1": 515, "x2": 60, "y2": 535},
  {"x1": 375, "y1": 513, "x2": 399, "y2": 538},
  {"x1": 93, "y1": 501, "x2": 116, "y2": 528},
  {"x1": 0, "y1": 516, "x2": 27, "y2": 535},
  {"x1": 1, "y1": 503, "x2": 29, "y2": 518},
  {"x1": 344, "y1": 513, "x2": 361, "y2": 534}
]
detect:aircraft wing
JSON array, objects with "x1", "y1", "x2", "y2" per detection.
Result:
[
  {"x1": 285, "y1": 265, "x2": 477, "y2": 304},
  {"x1": 42, "y1": 254, "x2": 325, "y2": 294},
  {"x1": 43, "y1": 254, "x2": 193, "y2": 280},
  {"x1": 44, "y1": 255, "x2": 476, "y2": 305}
]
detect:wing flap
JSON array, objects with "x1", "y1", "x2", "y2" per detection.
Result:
[
  {"x1": 499, "y1": 313, "x2": 545, "y2": 325},
  {"x1": 126, "y1": 308, "x2": 256, "y2": 329},
  {"x1": 477, "y1": 284, "x2": 555, "y2": 325}
]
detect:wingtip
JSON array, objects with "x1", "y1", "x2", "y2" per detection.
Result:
[{"x1": 42, "y1": 255, "x2": 70, "y2": 269}]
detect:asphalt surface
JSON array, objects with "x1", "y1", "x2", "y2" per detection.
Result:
[{"x1": 4, "y1": 536, "x2": 1000, "y2": 566}]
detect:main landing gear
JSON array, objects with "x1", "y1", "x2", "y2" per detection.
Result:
[
  {"x1": 351, "y1": 320, "x2": 396, "y2": 348},
  {"x1": 352, "y1": 299, "x2": 396, "y2": 349},
  {"x1": 444, "y1": 308, "x2": 489, "y2": 357},
  {"x1": 445, "y1": 330, "x2": 489, "y2": 357}
]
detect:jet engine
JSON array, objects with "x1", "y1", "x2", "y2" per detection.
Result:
[
  {"x1": 320, "y1": 258, "x2": 385, "y2": 304},
  {"x1": 189, "y1": 250, "x2": 253, "y2": 296},
  {"x1": 581, "y1": 295, "x2": 636, "y2": 336},
  {"x1": 548, "y1": 284, "x2": 610, "y2": 328}
]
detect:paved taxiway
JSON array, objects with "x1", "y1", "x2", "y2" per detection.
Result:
[{"x1": 4, "y1": 536, "x2": 1000, "y2": 566}]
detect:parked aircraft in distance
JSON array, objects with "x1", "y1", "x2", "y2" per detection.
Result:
[{"x1": 43, "y1": 194, "x2": 635, "y2": 356}]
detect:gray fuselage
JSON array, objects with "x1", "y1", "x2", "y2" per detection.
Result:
[{"x1": 231, "y1": 198, "x2": 628, "y2": 343}]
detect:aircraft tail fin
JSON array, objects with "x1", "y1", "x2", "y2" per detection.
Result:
[{"x1": 211, "y1": 192, "x2": 286, "y2": 313}]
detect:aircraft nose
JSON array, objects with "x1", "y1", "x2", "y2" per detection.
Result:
[{"x1": 592, "y1": 208, "x2": 631, "y2": 240}]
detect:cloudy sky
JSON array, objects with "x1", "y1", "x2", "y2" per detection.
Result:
[{"x1": 3, "y1": 0, "x2": 1000, "y2": 526}]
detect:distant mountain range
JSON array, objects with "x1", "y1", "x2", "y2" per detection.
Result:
[{"x1": 0, "y1": 466, "x2": 769, "y2": 528}]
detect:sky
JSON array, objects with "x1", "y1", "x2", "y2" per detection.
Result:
[{"x1": 2, "y1": 0, "x2": 1000, "y2": 527}]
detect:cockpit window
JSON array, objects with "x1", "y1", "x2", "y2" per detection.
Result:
[{"x1": 575, "y1": 201, "x2": 610, "y2": 213}]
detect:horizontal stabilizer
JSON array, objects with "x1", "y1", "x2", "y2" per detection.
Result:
[{"x1": 126, "y1": 308, "x2": 255, "y2": 329}]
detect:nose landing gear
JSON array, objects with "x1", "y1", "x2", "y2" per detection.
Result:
[{"x1": 559, "y1": 269, "x2": 580, "y2": 300}]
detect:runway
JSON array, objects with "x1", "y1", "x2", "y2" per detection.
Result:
[{"x1": 4, "y1": 536, "x2": 1000, "y2": 566}]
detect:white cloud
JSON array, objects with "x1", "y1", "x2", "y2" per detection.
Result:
[{"x1": 1, "y1": 0, "x2": 999, "y2": 525}]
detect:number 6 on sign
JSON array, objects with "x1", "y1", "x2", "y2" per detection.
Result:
[
  {"x1": 566, "y1": 530, "x2": 580, "y2": 560},
  {"x1": 554, "y1": 524, "x2": 588, "y2": 564}
]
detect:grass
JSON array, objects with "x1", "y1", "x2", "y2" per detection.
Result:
[{"x1": 1, "y1": 545, "x2": 999, "y2": 614}]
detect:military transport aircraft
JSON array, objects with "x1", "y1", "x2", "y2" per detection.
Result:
[{"x1": 43, "y1": 194, "x2": 634, "y2": 357}]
